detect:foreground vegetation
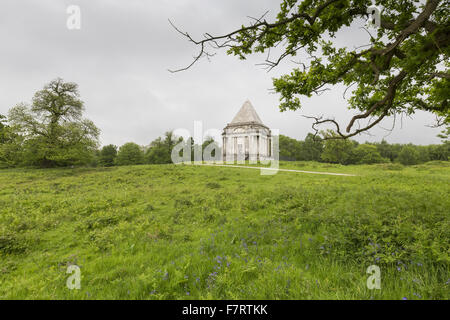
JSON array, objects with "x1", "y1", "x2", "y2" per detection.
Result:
[{"x1": 0, "y1": 161, "x2": 449, "y2": 299}]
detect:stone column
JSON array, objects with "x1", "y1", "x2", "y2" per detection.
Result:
[{"x1": 256, "y1": 135, "x2": 260, "y2": 162}]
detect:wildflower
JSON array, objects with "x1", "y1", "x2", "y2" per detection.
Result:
[
  {"x1": 402, "y1": 297, "x2": 408, "y2": 300},
  {"x1": 186, "y1": 292, "x2": 190, "y2": 296}
]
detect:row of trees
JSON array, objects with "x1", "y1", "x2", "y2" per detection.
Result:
[
  {"x1": 1, "y1": 79, "x2": 448, "y2": 169},
  {"x1": 279, "y1": 132, "x2": 449, "y2": 165},
  {"x1": 97, "y1": 133, "x2": 219, "y2": 167},
  {"x1": 99, "y1": 130, "x2": 449, "y2": 168}
]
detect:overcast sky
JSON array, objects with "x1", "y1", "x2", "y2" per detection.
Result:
[{"x1": 0, "y1": 0, "x2": 443, "y2": 147}]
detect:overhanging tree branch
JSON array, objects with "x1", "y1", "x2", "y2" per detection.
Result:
[{"x1": 170, "y1": 0, "x2": 449, "y2": 139}]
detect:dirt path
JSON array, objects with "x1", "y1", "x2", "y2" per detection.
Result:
[{"x1": 201, "y1": 163, "x2": 357, "y2": 177}]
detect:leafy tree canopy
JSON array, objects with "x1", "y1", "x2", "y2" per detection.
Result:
[
  {"x1": 145, "y1": 131, "x2": 182, "y2": 164},
  {"x1": 398, "y1": 144, "x2": 421, "y2": 165},
  {"x1": 116, "y1": 142, "x2": 144, "y2": 166},
  {"x1": 171, "y1": 0, "x2": 449, "y2": 138},
  {"x1": 7, "y1": 78, "x2": 99, "y2": 167},
  {"x1": 99, "y1": 144, "x2": 118, "y2": 167},
  {"x1": 352, "y1": 143, "x2": 386, "y2": 164}
]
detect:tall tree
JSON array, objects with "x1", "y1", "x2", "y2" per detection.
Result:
[
  {"x1": 0, "y1": 114, "x2": 7, "y2": 144},
  {"x1": 8, "y1": 78, "x2": 99, "y2": 167},
  {"x1": 398, "y1": 144, "x2": 420, "y2": 165},
  {"x1": 279, "y1": 134, "x2": 304, "y2": 160},
  {"x1": 99, "y1": 144, "x2": 118, "y2": 167},
  {"x1": 351, "y1": 144, "x2": 386, "y2": 164},
  {"x1": 302, "y1": 133, "x2": 323, "y2": 161},
  {"x1": 145, "y1": 131, "x2": 182, "y2": 164},
  {"x1": 172, "y1": 0, "x2": 449, "y2": 138},
  {"x1": 321, "y1": 130, "x2": 357, "y2": 164},
  {"x1": 202, "y1": 136, "x2": 220, "y2": 160},
  {"x1": 0, "y1": 115, "x2": 23, "y2": 167},
  {"x1": 116, "y1": 142, "x2": 144, "y2": 166}
]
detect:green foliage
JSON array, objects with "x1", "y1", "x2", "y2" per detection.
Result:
[
  {"x1": 427, "y1": 142, "x2": 449, "y2": 161},
  {"x1": 6, "y1": 78, "x2": 99, "y2": 167},
  {"x1": 321, "y1": 131, "x2": 357, "y2": 164},
  {"x1": 99, "y1": 144, "x2": 118, "y2": 167},
  {"x1": 302, "y1": 133, "x2": 323, "y2": 161},
  {"x1": 183, "y1": 0, "x2": 449, "y2": 135},
  {"x1": 116, "y1": 142, "x2": 144, "y2": 166},
  {"x1": 202, "y1": 136, "x2": 220, "y2": 161},
  {"x1": 352, "y1": 144, "x2": 387, "y2": 164},
  {"x1": 279, "y1": 133, "x2": 447, "y2": 166},
  {"x1": 398, "y1": 144, "x2": 421, "y2": 165},
  {"x1": 145, "y1": 131, "x2": 182, "y2": 164},
  {"x1": 0, "y1": 114, "x2": 7, "y2": 143},
  {"x1": 279, "y1": 133, "x2": 323, "y2": 161},
  {"x1": 374, "y1": 139, "x2": 402, "y2": 162},
  {"x1": 437, "y1": 126, "x2": 450, "y2": 142},
  {"x1": 0, "y1": 162, "x2": 448, "y2": 299},
  {"x1": 0, "y1": 115, "x2": 24, "y2": 168},
  {"x1": 279, "y1": 134, "x2": 303, "y2": 160}
]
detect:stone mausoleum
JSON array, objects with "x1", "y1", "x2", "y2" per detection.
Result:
[{"x1": 222, "y1": 100, "x2": 272, "y2": 162}]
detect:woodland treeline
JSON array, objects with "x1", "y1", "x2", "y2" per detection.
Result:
[{"x1": 1, "y1": 79, "x2": 448, "y2": 168}]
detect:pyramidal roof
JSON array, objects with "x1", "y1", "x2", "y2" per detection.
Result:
[{"x1": 230, "y1": 100, "x2": 263, "y2": 125}]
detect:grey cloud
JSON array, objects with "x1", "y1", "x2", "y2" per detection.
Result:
[{"x1": 0, "y1": 0, "x2": 443, "y2": 147}]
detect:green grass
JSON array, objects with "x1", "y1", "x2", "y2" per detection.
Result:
[{"x1": 0, "y1": 161, "x2": 449, "y2": 299}]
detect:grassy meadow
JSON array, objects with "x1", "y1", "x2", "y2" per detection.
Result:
[{"x1": 0, "y1": 161, "x2": 449, "y2": 299}]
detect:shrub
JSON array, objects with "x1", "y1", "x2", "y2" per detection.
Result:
[{"x1": 116, "y1": 143, "x2": 144, "y2": 166}]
